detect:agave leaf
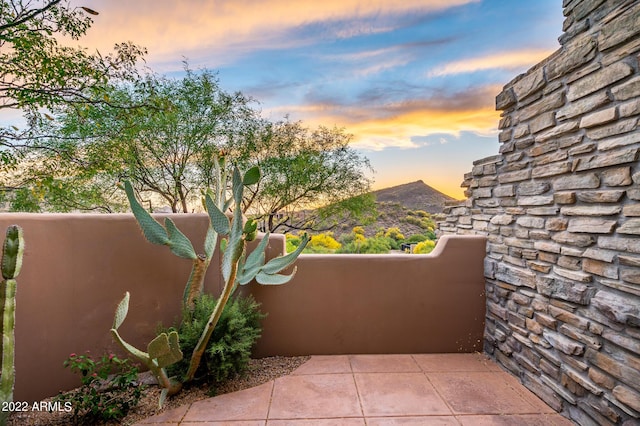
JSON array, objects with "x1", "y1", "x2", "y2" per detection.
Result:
[
  {"x1": 165, "y1": 218, "x2": 197, "y2": 260},
  {"x1": 256, "y1": 268, "x2": 297, "y2": 285},
  {"x1": 112, "y1": 292, "x2": 130, "y2": 330},
  {"x1": 261, "y1": 233, "x2": 309, "y2": 275},
  {"x1": 123, "y1": 181, "x2": 169, "y2": 245}
]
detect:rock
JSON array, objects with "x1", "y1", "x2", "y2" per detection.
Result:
[
  {"x1": 591, "y1": 291, "x2": 640, "y2": 326},
  {"x1": 543, "y1": 330, "x2": 585, "y2": 355},
  {"x1": 561, "y1": 206, "x2": 622, "y2": 216},
  {"x1": 567, "y1": 62, "x2": 634, "y2": 101},
  {"x1": 576, "y1": 190, "x2": 624, "y2": 203},
  {"x1": 567, "y1": 218, "x2": 616, "y2": 234},
  {"x1": 579, "y1": 106, "x2": 618, "y2": 128},
  {"x1": 575, "y1": 147, "x2": 639, "y2": 171},
  {"x1": 553, "y1": 173, "x2": 600, "y2": 190},
  {"x1": 601, "y1": 167, "x2": 632, "y2": 186}
]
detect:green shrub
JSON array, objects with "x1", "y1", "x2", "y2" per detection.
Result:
[
  {"x1": 403, "y1": 214, "x2": 436, "y2": 231},
  {"x1": 338, "y1": 235, "x2": 391, "y2": 254},
  {"x1": 54, "y1": 352, "x2": 144, "y2": 423},
  {"x1": 405, "y1": 233, "x2": 429, "y2": 243},
  {"x1": 413, "y1": 240, "x2": 436, "y2": 254},
  {"x1": 306, "y1": 233, "x2": 341, "y2": 253},
  {"x1": 338, "y1": 231, "x2": 356, "y2": 246},
  {"x1": 352, "y1": 226, "x2": 365, "y2": 235},
  {"x1": 285, "y1": 233, "x2": 301, "y2": 253},
  {"x1": 383, "y1": 227, "x2": 404, "y2": 249},
  {"x1": 165, "y1": 294, "x2": 265, "y2": 384},
  {"x1": 384, "y1": 227, "x2": 405, "y2": 241}
]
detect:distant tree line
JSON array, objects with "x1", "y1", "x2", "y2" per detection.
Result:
[{"x1": 0, "y1": 1, "x2": 374, "y2": 232}]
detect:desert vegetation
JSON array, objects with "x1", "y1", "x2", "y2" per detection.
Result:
[{"x1": 286, "y1": 219, "x2": 437, "y2": 255}]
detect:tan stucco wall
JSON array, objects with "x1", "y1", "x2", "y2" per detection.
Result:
[
  {"x1": 0, "y1": 214, "x2": 485, "y2": 402},
  {"x1": 246, "y1": 235, "x2": 487, "y2": 357}
]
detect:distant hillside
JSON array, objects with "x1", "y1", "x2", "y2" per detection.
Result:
[
  {"x1": 278, "y1": 180, "x2": 457, "y2": 239},
  {"x1": 332, "y1": 180, "x2": 457, "y2": 238},
  {"x1": 372, "y1": 180, "x2": 457, "y2": 213}
]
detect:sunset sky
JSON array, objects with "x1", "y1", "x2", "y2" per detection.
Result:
[{"x1": 17, "y1": 0, "x2": 565, "y2": 199}]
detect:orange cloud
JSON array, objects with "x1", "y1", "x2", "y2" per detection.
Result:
[
  {"x1": 81, "y1": 0, "x2": 479, "y2": 65},
  {"x1": 345, "y1": 106, "x2": 499, "y2": 150},
  {"x1": 427, "y1": 49, "x2": 555, "y2": 77},
  {"x1": 267, "y1": 84, "x2": 502, "y2": 150}
]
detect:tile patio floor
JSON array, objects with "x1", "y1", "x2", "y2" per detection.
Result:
[{"x1": 136, "y1": 353, "x2": 574, "y2": 425}]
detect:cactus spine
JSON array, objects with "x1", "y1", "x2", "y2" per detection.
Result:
[{"x1": 0, "y1": 225, "x2": 24, "y2": 424}]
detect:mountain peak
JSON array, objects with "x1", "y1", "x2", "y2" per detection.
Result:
[{"x1": 373, "y1": 180, "x2": 456, "y2": 213}]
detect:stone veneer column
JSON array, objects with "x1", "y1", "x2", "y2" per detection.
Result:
[{"x1": 438, "y1": 0, "x2": 640, "y2": 424}]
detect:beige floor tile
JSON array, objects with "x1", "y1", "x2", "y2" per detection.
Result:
[
  {"x1": 413, "y1": 353, "x2": 494, "y2": 372},
  {"x1": 428, "y1": 372, "x2": 545, "y2": 415},
  {"x1": 366, "y1": 416, "x2": 461, "y2": 425},
  {"x1": 350, "y1": 354, "x2": 421, "y2": 373},
  {"x1": 355, "y1": 372, "x2": 451, "y2": 417},
  {"x1": 292, "y1": 355, "x2": 352, "y2": 375},
  {"x1": 182, "y1": 382, "x2": 273, "y2": 422},
  {"x1": 181, "y1": 422, "x2": 266, "y2": 426},
  {"x1": 267, "y1": 419, "x2": 366, "y2": 425},
  {"x1": 457, "y1": 414, "x2": 574, "y2": 425},
  {"x1": 269, "y1": 374, "x2": 361, "y2": 419}
]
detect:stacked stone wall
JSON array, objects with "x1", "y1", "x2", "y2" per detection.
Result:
[{"x1": 438, "y1": 1, "x2": 640, "y2": 423}]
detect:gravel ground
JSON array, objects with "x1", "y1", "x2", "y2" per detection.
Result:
[{"x1": 7, "y1": 356, "x2": 310, "y2": 426}]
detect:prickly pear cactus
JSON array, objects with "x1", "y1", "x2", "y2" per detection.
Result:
[
  {"x1": 0, "y1": 225, "x2": 24, "y2": 421},
  {"x1": 115, "y1": 163, "x2": 309, "y2": 405},
  {"x1": 110, "y1": 292, "x2": 183, "y2": 408}
]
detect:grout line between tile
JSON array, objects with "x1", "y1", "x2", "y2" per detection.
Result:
[
  {"x1": 349, "y1": 356, "x2": 368, "y2": 421},
  {"x1": 176, "y1": 400, "x2": 192, "y2": 425},
  {"x1": 422, "y1": 370, "x2": 457, "y2": 418},
  {"x1": 265, "y1": 379, "x2": 276, "y2": 421}
]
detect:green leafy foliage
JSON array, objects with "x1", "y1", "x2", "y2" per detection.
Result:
[
  {"x1": 53, "y1": 352, "x2": 144, "y2": 424},
  {"x1": 413, "y1": 240, "x2": 436, "y2": 254},
  {"x1": 15, "y1": 67, "x2": 260, "y2": 213},
  {"x1": 165, "y1": 294, "x2": 265, "y2": 385},
  {"x1": 403, "y1": 211, "x2": 436, "y2": 232},
  {"x1": 306, "y1": 233, "x2": 341, "y2": 253},
  {"x1": 404, "y1": 233, "x2": 431, "y2": 244},
  {"x1": 0, "y1": 0, "x2": 146, "y2": 195},
  {"x1": 285, "y1": 220, "x2": 440, "y2": 255},
  {"x1": 337, "y1": 234, "x2": 392, "y2": 254}
]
